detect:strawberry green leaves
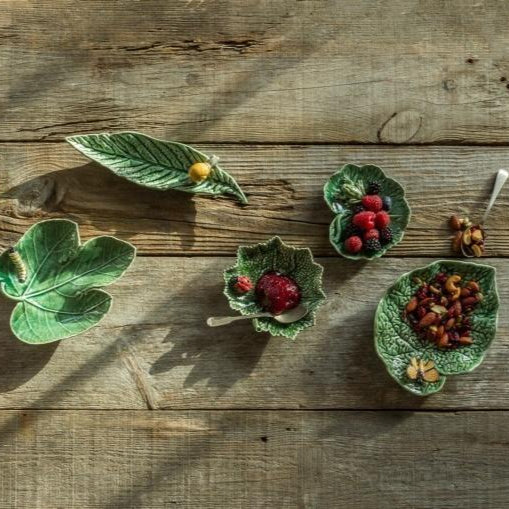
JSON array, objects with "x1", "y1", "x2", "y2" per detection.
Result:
[
  {"x1": 223, "y1": 237, "x2": 325, "y2": 339},
  {"x1": 66, "y1": 132, "x2": 247, "y2": 204},
  {"x1": 0, "y1": 220, "x2": 135, "y2": 344},
  {"x1": 375, "y1": 260, "x2": 499, "y2": 395}
]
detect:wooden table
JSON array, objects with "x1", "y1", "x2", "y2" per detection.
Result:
[{"x1": 1, "y1": 2, "x2": 509, "y2": 507}]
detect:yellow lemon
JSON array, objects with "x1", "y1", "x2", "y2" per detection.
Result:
[{"x1": 188, "y1": 162, "x2": 211, "y2": 183}]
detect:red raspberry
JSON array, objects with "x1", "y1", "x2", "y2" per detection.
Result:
[
  {"x1": 352, "y1": 211, "x2": 376, "y2": 230},
  {"x1": 375, "y1": 211, "x2": 391, "y2": 229},
  {"x1": 232, "y1": 275, "x2": 254, "y2": 294},
  {"x1": 364, "y1": 229, "x2": 380, "y2": 241},
  {"x1": 255, "y1": 272, "x2": 301, "y2": 315},
  {"x1": 344, "y1": 236, "x2": 363, "y2": 254},
  {"x1": 361, "y1": 195, "x2": 383, "y2": 212}
]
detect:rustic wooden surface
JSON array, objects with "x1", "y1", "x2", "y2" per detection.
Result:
[{"x1": 1, "y1": 1, "x2": 509, "y2": 508}]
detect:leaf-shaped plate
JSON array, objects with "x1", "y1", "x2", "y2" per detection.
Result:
[
  {"x1": 324, "y1": 164, "x2": 411, "y2": 260},
  {"x1": 374, "y1": 260, "x2": 499, "y2": 395},
  {"x1": 66, "y1": 132, "x2": 247, "y2": 204},
  {"x1": 224, "y1": 237, "x2": 325, "y2": 339},
  {"x1": 0, "y1": 219, "x2": 136, "y2": 344}
]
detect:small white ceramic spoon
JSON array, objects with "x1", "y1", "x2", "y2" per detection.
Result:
[
  {"x1": 207, "y1": 304, "x2": 308, "y2": 327},
  {"x1": 461, "y1": 169, "x2": 508, "y2": 257}
]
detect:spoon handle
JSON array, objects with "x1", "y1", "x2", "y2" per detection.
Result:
[
  {"x1": 207, "y1": 313, "x2": 270, "y2": 327},
  {"x1": 482, "y1": 169, "x2": 508, "y2": 224}
]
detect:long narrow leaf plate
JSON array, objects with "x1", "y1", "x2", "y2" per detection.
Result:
[
  {"x1": 0, "y1": 219, "x2": 136, "y2": 344},
  {"x1": 66, "y1": 132, "x2": 248, "y2": 204}
]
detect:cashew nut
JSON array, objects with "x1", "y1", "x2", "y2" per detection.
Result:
[{"x1": 445, "y1": 275, "x2": 461, "y2": 294}]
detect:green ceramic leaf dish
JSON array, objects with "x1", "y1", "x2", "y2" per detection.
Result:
[
  {"x1": 324, "y1": 164, "x2": 411, "y2": 260},
  {"x1": 223, "y1": 237, "x2": 325, "y2": 339},
  {"x1": 66, "y1": 132, "x2": 247, "y2": 204},
  {"x1": 375, "y1": 260, "x2": 499, "y2": 396},
  {"x1": 0, "y1": 219, "x2": 136, "y2": 344}
]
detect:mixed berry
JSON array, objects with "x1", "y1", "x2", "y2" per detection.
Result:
[
  {"x1": 404, "y1": 273, "x2": 483, "y2": 349},
  {"x1": 230, "y1": 272, "x2": 302, "y2": 316},
  {"x1": 342, "y1": 180, "x2": 393, "y2": 255}
]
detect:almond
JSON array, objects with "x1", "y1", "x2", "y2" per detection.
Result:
[
  {"x1": 451, "y1": 231, "x2": 463, "y2": 253},
  {"x1": 406, "y1": 297, "x2": 418, "y2": 312},
  {"x1": 438, "y1": 332, "x2": 450, "y2": 348},
  {"x1": 419, "y1": 297, "x2": 435, "y2": 308},
  {"x1": 445, "y1": 317, "x2": 455, "y2": 330},
  {"x1": 462, "y1": 296, "x2": 478, "y2": 307},
  {"x1": 460, "y1": 288, "x2": 471, "y2": 298},
  {"x1": 418, "y1": 312, "x2": 438, "y2": 328},
  {"x1": 449, "y1": 215, "x2": 462, "y2": 231},
  {"x1": 458, "y1": 336, "x2": 473, "y2": 345},
  {"x1": 466, "y1": 281, "x2": 480, "y2": 292}
]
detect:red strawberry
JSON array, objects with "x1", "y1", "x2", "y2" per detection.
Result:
[
  {"x1": 344, "y1": 236, "x2": 363, "y2": 254},
  {"x1": 232, "y1": 275, "x2": 254, "y2": 294},
  {"x1": 375, "y1": 211, "x2": 391, "y2": 229},
  {"x1": 364, "y1": 229, "x2": 380, "y2": 241},
  {"x1": 255, "y1": 272, "x2": 301, "y2": 315},
  {"x1": 361, "y1": 195, "x2": 383, "y2": 212},
  {"x1": 352, "y1": 211, "x2": 376, "y2": 230}
]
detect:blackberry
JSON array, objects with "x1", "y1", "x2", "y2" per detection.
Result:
[
  {"x1": 382, "y1": 196, "x2": 392, "y2": 211},
  {"x1": 367, "y1": 181, "x2": 382, "y2": 195},
  {"x1": 342, "y1": 223, "x2": 362, "y2": 239},
  {"x1": 364, "y1": 238, "x2": 382, "y2": 253},
  {"x1": 379, "y1": 226, "x2": 393, "y2": 244},
  {"x1": 351, "y1": 203, "x2": 365, "y2": 215}
]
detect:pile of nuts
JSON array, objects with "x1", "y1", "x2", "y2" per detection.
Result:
[
  {"x1": 450, "y1": 215, "x2": 486, "y2": 257},
  {"x1": 404, "y1": 273, "x2": 483, "y2": 349}
]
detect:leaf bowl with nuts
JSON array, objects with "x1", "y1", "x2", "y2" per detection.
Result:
[
  {"x1": 374, "y1": 260, "x2": 499, "y2": 396},
  {"x1": 323, "y1": 164, "x2": 411, "y2": 260}
]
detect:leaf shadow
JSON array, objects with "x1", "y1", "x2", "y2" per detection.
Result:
[
  {"x1": 150, "y1": 271, "x2": 271, "y2": 397},
  {"x1": 2, "y1": 162, "x2": 199, "y2": 252},
  {"x1": 0, "y1": 300, "x2": 58, "y2": 392}
]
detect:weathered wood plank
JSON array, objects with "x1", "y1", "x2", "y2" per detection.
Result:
[
  {"x1": 2, "y1": 1, "x2": 509, "y2": 143},
  {"x1": 0, "y1": 257, "x2": 506, "y2": 410},
  {"x1": 0, "y1": 409, "x2": 506, "y2": 509},
  {"x1": 1, "y1": 143, "x2": 509, "y2": 256}
]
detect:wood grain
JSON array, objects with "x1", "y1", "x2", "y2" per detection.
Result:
[
  {"x1": 0, "y1": 257, "x2": 506, "y2": 411},
  {"x1": 0, "y1": 409, "x2": 507, "y2": 509},
  {"x1": 3, "y1": 1, "x2": 509, "y2": 143},
  {"x1": 2, "y1": 143, "x2": 509, "y2": 256}
]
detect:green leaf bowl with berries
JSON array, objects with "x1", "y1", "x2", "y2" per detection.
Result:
[
  {"x1": 223, "y1": 237, "x2": 326, "y2": 340},
  {"x1": 324, "y1": 164, "x2": 411, "y2": 260},
  {"x1": 374, "y1": 260, "x2": 499, "y2": 396}
]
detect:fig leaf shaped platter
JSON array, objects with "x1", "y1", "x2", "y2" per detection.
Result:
[
  {"x1": 324, "y1": 164, "x2": 410, "y2": 260},
  {"x1": 66, "y1": 132, "x2": 247, "y2": 204},
  {"x1": 0, "y1": 219, "x2": 136, "y2": 344},
  {"x1": 375, "y1": 260, "x2": 499, "y2": 396},
  {"x1": 224, "y1": 237, "x2": 326, "y2": 339}
]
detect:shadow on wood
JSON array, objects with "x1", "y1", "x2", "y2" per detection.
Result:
[
  {"x1": 2, "y1": 162, "x2": 198, "y2": 251},
  {"x1": 0, "y1": 300, "x2": 58, "y2": 392},
  {"x1": 150, "y1": 270, "x2": 271, "y2": 396}
]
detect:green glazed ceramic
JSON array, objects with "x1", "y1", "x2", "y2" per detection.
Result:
[
  {"x1": 0, "y1": 219, "x2": 136, "y2": 344},
  {"x1": 67, "y1": 131, "x2": 247, "y2": 204},
  {"x1": 324, "y1": 164, "x2": 410, "y2": 260},
  {"x1": 223, "y1": 237, "x2": 325, "y2": 340},
  {"x1": 375, "y1": 260, "x2": 499, "y2": 396}
]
